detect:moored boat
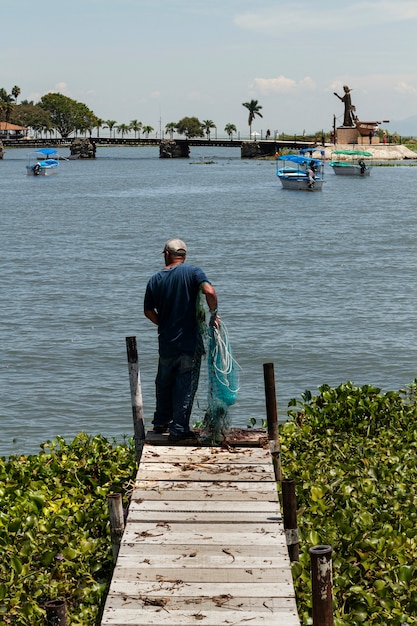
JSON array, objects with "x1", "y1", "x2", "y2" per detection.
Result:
[
  {"x1": 26, "y1": 148, "x2": 59, "y2": 176},
  {"x1": 329, "y1": 150, "x2": 373, "y2": 176},
  {"x1": 355, "y1": 119, "x2": 389, "y2": 137},
  {"x1": 276, "y1": 149, "x2": 325, "y2": 191}
]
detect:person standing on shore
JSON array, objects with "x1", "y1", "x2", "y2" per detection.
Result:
[{"x1": 144, "y1": 238, "x2": 218, "y2": 443}]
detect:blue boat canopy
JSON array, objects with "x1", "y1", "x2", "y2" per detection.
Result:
[
  {"x1": 35, "y1": 148, "x2": 58, "y2": 156},
  {"x1": 278, "y1": 154, "x2": 322, "y2": 166}
]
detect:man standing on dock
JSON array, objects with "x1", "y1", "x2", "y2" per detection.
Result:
[{"x1": 144, "y1": 238, "x2": 218, "y2": 444}]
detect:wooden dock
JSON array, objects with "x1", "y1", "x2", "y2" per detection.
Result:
[{"x1": 100, "y1": 432, "x2": 300, "y2": 625}]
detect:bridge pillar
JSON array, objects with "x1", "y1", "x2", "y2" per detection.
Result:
[
  {"x1": 159, "y1": 139, "x2": 190, "y2": 158},
  {"x1": 241, "y1": 141, "x2": 279, "y2": 158}
]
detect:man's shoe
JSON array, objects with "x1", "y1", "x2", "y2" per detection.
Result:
[
  {"x1": 167, "y1": 431, "x2": 200, "y2": 445},
  {"x1": 153, "y1": 425, "x2": 169, "y2": 434}
]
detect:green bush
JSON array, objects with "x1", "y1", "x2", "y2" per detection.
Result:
[
  {"x1": 0, "y1": 433, "x2": 137, "y2": 624},
  {"x1": 281, "y1": 381, "x2": 417, "y2": 625}
]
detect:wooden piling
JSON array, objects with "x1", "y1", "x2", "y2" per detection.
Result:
[
  {"x1": 45, "y1": 599, "x2": 68, "y2": 626},
  {"x1": 309, "y1": 545, "x2": 334, "y2": 626},
  {"x1": 282, "y1": 478, "x2": 300, "y2": 562},
  {"x1": 125, "y1": 336, "x2": 146, "y2": 461},
  {"x1": 263, "y1": 362, "x2": 282, "y2": 481},
  {"x1": 107, "y1": 493, "x2": 125, "y2": 561}
]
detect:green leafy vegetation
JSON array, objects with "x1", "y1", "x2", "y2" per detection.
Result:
[
  {"x1": 0, "y1": 433, "x2": 137, "y2": 624},
  {"x1": 280, "y1": 381, "x2": 417, "y2": 625}
]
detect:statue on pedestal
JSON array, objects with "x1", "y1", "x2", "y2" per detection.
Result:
[{"x1": 334, "y1": 85, "x2": 356, "y2": 127}]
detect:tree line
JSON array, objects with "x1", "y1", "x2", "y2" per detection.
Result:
[{"x1": 1, "y1": 85, "x2": 264, "y2": 140}]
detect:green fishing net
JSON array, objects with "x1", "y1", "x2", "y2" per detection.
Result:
[{"x1": 203, "y1": 318, "x2": 240, "y2": 443}]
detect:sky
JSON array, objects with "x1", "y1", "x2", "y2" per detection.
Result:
[{"x1": 2, "y1": 0, "x2": 417, "y2": 137}]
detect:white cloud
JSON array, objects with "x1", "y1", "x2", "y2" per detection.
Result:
[
  {"x1": 234, "y1": 1, "x2": 417, "y2": 35},
  {"x1": 394, "y1": 81, "x2": 417, "y2": 95},
  {"x1": 253, "y1": 76, "x2": 315, "y2": 94},
  {"x1": 54, "y1": 82, "x2": 71, "y2": 96}
]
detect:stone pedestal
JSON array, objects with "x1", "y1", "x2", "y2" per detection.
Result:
[
  {"x1": 357, "y1": 134, "x2": 379, "y2": 146},
  {"x1": 336, "y1": 127, "x2": 359, "y2": 144},
  {"x1": 336, "y1": 126, "x2": 380, "y2": 146}
]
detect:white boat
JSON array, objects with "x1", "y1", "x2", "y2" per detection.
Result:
[
  {"x1": 276, "y1": 149, "x2": 325, "y2": 191},
  {"x1": 329, "y1": 150, "x2": 372, "y2": 176},
  {"x1": 26, "y1": 148, "x2": 59, "y2": 176}
]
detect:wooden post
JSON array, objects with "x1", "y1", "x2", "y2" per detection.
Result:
[
  {"x1": 309, "y1": 545, "x2": 334, "y2": 626},
  {"x1": 263, "y1": 362, "x2": 282, "y2": 481},
  {"x1": 45, "y1": 599, "x2": 68, "y2": 626},
  {"x1": 281, "y1": 478, "x2": 299, "y2": 562},
  {"x1": 126, "y1": 336, "x2": 146, "y2": 461},
  {"x1": 107, "y1": 493, "x2": 125, "y2": 561}
]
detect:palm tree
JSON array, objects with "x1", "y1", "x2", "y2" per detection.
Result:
[
  {"x1": 224, "y1": 123, "x2": 237, "y2": 140},
  {"x1": 242, "y1": 99, "x2": 263, "y2": 139},
  {"x1": 11, "y1": 86, "x2": 21, "y2": 103},
  {"x1": 201, "y1": 120, "x2": 216, "y2": 140},
  {"x1": 142, "y1": 125, "x2": 154, "y2": 138},
  {"x1": 130, "y1": 119, "x2": 142, "y2": 139},
  {"x1": 116, "y1": 123, "x2": 130, "y2": 139},
  {"x1": 0, "y1": 88, "x2": 14, "y2": 122},
  {"x1": 105, "y1": 119, "x2": 117, "y2": 139},
  {"x1": 165, "y1": 122, "x2": 177, "y2": 139},
  {"x1": 94, "y1": 117, "x2": 104, "y2": 138}
]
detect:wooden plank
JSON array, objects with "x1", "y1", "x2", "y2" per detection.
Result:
[
  {"x1": 105, "y1": 580, "x2": 295, "y2": 598},
  {"x1": 102, "y1": 607, "x2": 300, "y2": 626},
  {"x1": 128, "y1": 500, "x2": 280, "y2": 512},
  {"x1": 111, "y1": 566, "x2": 293, "y2": 583},
  {"x1": 137, "y1": 463, "x2": 275, "y2": 482},
  {"x1": 115, "y1": 543, "x2": 289, "y2": 561},
  {"x1": 126, "y1": 510, "x2": 282, "y2": 523},
  {"x1": 141, "y1": 446, "x2": 272, "y2": 464},
  {"x1": 122, "y1": 523, "x2": 285, "y2": 546},
  {"x1": 132, "y1": 480, "x2": 278, "y2": 500},
  {"x1": 102, "y1": 594, "x2": 297, "y2": 612}
]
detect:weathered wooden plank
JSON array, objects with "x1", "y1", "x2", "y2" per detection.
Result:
[
  {"x1": 101, "y1": 607, "x2": 300, "y2": 626},
  {"x1": 102, "y1": 594, "x2": 297, "y2": 612},
  {"x1": 122, "y1": 524, "x2": 285, "y2": 546},
  {"x1": 126, "y1": 510, "x2": 282, "y2": 523},
  {"x1": 111, "y1": 566, "x2": 293, "y2": 583},
  {"x1": 128, "y1": 499, "x2": 280, "y2": 512},
  {"x1": 141, "y1": 446, "x2": 272, "y2": 464},
  {"x1": 105, "y1": 580, "x2": 295, "y2": 598},
  {"x1": 116, "y1": 543, "x2": 289, "y2": 561},
  {"x1": 132, "y1": 480, "x2": 278, "y2": 500},
  {"x1": 137, "y1": 463, "x2": 275, "y2": 482}
]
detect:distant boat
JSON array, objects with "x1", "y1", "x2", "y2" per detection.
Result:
[
  {"x1": 276, "y1": 149, "x2": 325, "y2": 191},
  {"x1": 355, "y1": 119, "x2": 389, "y2": 137},
  {"x1": 329, "y1": 150, "x2": 373, "y2": 176},
  {"x1": 26, "y1": 148, "x2": 59, "y2": 176}
]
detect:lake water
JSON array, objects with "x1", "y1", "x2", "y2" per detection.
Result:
[{"x1": 1, "y1": 146, "x2": 416, "y2": 458}]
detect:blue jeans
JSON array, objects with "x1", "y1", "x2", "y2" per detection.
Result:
[{"x1": 153, "y1": 352, "x2": 201, "y2": 437}]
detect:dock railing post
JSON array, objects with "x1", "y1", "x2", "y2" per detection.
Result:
[
  {"x1": 107, "y1": 493, "x2": 125, "y2": 561},
  {"x1": 126, "y1": 336, "x2": 146, "y2": 462},
  {"x1": 281, "y1": 478, "x2": 299, "y2": 562},
  {"x1": 309, "y1": 545, "x2": 334, "y2": 626},
  {"x1": 263, "y1": 362, "x2": 282, "y2": 481},
  {"x1": 44, "y1": 599, "x2": 68, "y2": 625}
]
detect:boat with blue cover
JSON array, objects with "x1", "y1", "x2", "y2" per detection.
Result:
[
  {"x1": 276, "y1": 149, "x2": 325, "y2": 191},
  {"x1": 26, "y1": 148, "x2": 59, "y2": 176}
]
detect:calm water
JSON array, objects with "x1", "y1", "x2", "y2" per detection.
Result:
[{"x1": 1, "y1": 146, "x2": 416, "y2": 458}]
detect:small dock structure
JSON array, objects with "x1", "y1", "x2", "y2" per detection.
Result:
[{"x1": 100, "y1": 430, "x2": 300, "y2": 625}]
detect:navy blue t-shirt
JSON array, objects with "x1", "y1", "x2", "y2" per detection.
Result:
[{"x1": 144, "y1": 263, "x2": 209, "y2": 358}]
